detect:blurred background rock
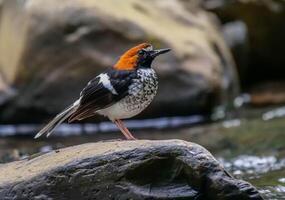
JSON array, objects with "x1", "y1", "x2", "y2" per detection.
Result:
[
  {"x1": 0, "y1": 0, "x2": 239, "y2": 123},
  {"x1": 203, "y1": 0, "x2": 285, "y2": 106},
  {"x1": 0, "y1": 0, "x2": 284, "y2": 123},
  {"x1": 1, "y1": 0, "x2": 285, "y2": 198}
]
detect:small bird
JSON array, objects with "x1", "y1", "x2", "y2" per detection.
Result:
[{"x1": 34, "y1": 43, "x2": 170, "y2": 140}]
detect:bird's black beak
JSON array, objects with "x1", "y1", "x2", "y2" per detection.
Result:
[{"x1": 151, "y1": 48, "x2": 171, "y2": 57}]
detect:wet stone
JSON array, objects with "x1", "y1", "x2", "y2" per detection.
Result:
[{"x1": 0, "y1": 140, "x2": 263, "y2": 200}]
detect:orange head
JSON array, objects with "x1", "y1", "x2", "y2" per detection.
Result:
[{"x1": 114, "y1": 43, "x2": 171, "y2": 70}]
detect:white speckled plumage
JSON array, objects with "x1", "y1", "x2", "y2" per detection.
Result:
[{"x1": 97, "y1": 68, "x2": 158, "y2": 121}]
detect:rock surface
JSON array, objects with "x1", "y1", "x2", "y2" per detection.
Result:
[
  {"x1": 204, "y1": 0, "x2": 285, "y2": 92},
  {"x1": 0, "y1": 0, "x2": 238, "y2": 123},
  {"x1": 0, "y1": 140, "x2": 263, "y2": 199}
]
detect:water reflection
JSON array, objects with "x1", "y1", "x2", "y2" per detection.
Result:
[
  {"x1": 262, "y1": 106, "x2": 285, "y2": 121},
  {"x1": 220, "y1": 155, "x2": 285, "y2": 176},
  {"x1": 0, "y1": 115, "x2": 205, "y2": 137},
  {"x1": 220, "y1": 155, "x2": 285, "y2": 199}
]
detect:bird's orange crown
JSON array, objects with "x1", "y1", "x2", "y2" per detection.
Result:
[{"x1": 114, "y1": 43, "x2": 152, "y2": 70}]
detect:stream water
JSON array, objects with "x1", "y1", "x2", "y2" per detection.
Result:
[{"x1": 0, "y1": 107, "x2": 285, "y2": 199}]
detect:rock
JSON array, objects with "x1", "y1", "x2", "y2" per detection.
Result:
[
  {"x1": 0, "y1": 1, "x2": 2, "y2": 17},
  {"x1": 204, "y1": 0, "x2": 285, "y2": 90},
  {"x1": 249, "y1": 82, "x2": 285, "y2": 106},
  {"x1": 0, "y1": 140, "x2": 263, "y2": 199},
  {"x1": 0, "y1": 0, "x2": 239, "y2": 123},
  {"x1": 221, "y1": 20, "x2": 249, "y2": 80},
  {"x1": 0, "y1": 68, "x2": 16, "y2": 106}
]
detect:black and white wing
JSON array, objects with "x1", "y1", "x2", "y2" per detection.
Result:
[{"x1": 68, "y1": 69, "x2": 137, "y2": 122}]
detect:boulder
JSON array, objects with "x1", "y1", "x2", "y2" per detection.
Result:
[
  {"x1": 0, "y1": 0, "x2": 239, "y2": 123},
  {"x1": 203, "y1": 0, "x2": 285, "y2": 93},
  {"x1": 0, "y1": 140, "x2": 263, "y2": 199}
]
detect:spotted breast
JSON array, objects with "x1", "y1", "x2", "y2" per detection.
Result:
[{"x1": 97, "y1": 68, "x2": 158, "y2": 121}]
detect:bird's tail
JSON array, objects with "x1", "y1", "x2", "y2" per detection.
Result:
[{"x1": 34, "y1": 101, "x2": 79, "y2": 139}]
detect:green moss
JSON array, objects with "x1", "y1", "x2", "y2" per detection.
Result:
[
  {"x1": 210, "y1": 118, "x2": 285, "y2": 157},
  {"x1": 250, "y1": 168, "x2": 285, "y2": 187}
]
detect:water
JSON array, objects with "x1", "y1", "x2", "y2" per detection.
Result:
[
  {"x1": 221, "y1": 155, "x2": 285, "y2": 199},
  {"x1": 0, "y1": 115, "x2": 205, "y2": 137},
  {"x1": 0, "y1": 109, "x2": 285, "y2": 199}
]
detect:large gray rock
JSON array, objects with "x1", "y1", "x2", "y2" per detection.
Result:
[
  {"x1": 0, "y1": 0, "x2": 239, "y2": 123},
  {"x1": 0, "y1": 140, "x2": 263, "y2": 199}
]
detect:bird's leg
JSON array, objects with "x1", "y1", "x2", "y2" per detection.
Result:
[
  {"x1": 114, "y1": 119, "x2": 136, "y2": 140},
  {"x1": 117, "y1": 120, "x2": 137, "y2": 140}
]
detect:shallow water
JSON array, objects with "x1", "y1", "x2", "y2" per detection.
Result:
[
  {"x1": 0, "y1": 109, "x2": 285, "y2": 199},
  {"x1": 220, "y1": 155, "x2": 285, "y2": 199}
]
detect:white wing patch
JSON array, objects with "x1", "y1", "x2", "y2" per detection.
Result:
[
  {"x1": 143, "y1": 45, "x2": 153, "y2": 51},
  {"x1": 98, "y1": 73, "x2": 118, "y2": 95},
  {"x1": 73, "y1": 98, "x2": 81, "y2": 106}
]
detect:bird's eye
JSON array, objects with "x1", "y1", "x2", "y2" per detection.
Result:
[{"x1": 138, "y1": 50, "x2": 145, "y2": 55}]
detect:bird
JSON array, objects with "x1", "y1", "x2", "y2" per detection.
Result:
[{"x1": 34, "y1": 43, "x2": 171, "y2": 140}]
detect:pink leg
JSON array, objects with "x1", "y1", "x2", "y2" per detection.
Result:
[{"x1": 114, "y1": 119, "x2": 136, "y2": 140}]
